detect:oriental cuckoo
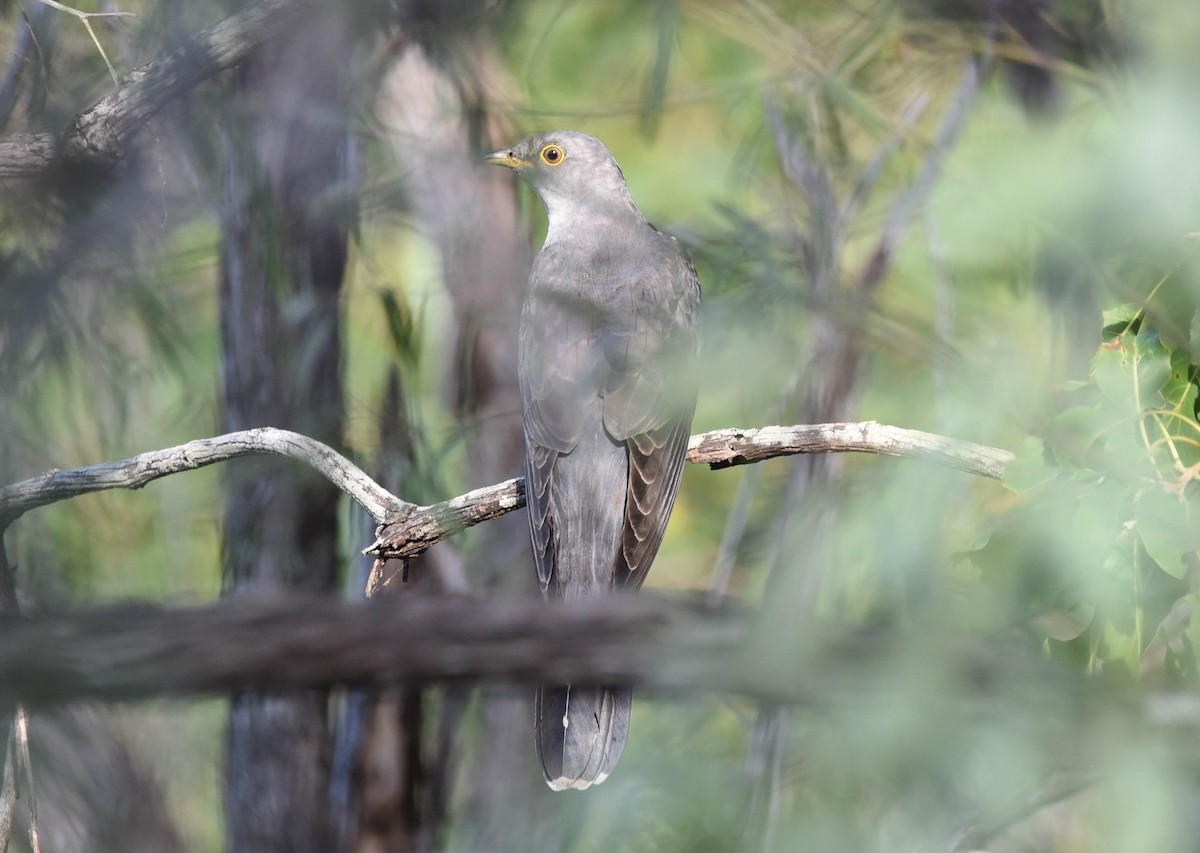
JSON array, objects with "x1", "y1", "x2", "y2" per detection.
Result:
[{"x1": 486, "y1": 131, "x2": 700, "y2": 790}]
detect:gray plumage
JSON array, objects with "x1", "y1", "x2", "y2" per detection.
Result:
[{"x1": 486, "y1": 131, "x2": 700, "y2": 790}]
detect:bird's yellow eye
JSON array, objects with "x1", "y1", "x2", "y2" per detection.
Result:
[{"x1": 539, "y1": 144, "x2": 566, "y2": 166}]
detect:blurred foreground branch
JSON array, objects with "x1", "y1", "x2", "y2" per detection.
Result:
[
  {"x1": 0, "y1": 593, "x2": 749, "y2": 707},
  {"x1": 0, "y1": 0, "x2": 311, "y2": 177}
]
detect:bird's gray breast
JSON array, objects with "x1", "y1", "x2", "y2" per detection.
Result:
[{"x1": 520, "y1": 228, "x2": 693, "y2": 446}]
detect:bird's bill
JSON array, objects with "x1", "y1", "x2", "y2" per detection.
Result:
[{"x1": 483, "y1": 149, "x2": 533, "y2": 170}]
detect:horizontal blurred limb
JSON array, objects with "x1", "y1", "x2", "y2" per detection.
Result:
[
  {"x1": 0, "y1": 592, "x2": 749, "y2": 707},
  {"x1": 0, "y1": 0, "x2": 311, "y2": 177},
  {"x1": 0, "y1": 422, "x2": 1013, "y2": 591}
]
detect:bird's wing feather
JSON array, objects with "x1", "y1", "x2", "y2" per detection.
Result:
[
  {"x1": 602, "y1": 245, "x2": 701, "y2": 588},
  {"x1": 618, "y1": 414, "x2": 693, "y2": 588},
  {"x1": 523, "y1": 442, "x2": 558, "y2": 588}
]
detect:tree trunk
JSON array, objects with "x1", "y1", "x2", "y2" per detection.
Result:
[{"x1": 217, "y1": 7, "x2": 357, "y2": 851}]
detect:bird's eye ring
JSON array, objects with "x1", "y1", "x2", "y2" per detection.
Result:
[{"x1": 539, "y1": 144, "x2": 565, "y2": 166}]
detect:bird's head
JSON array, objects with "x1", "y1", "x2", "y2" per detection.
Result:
[{"x1": 484, "y1": 131, "x2": 642, "y2": 237}]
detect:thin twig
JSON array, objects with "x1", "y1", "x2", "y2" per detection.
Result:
[
  {"x1": 36, "y1": 0, "x2": 136, "y2": 84},
  {"x1": 0, "y1": 0, "x2": 311, "y2": 177},
  {"x1": 14, "y1": 707, "x2": 38, "y2": 853},
  {"x1": 0, "y1": 724, "x2": 14, "y2": 853},
  {"x1": 707, "y1": 464, "x2": 762, "y2": 603},
  {"x1": 839, "y1": 91, "x2": 930, "y2": 230},
  {"x1": 857, "y1": 56, "x2": 983, "y2": 296},
  {"x1": 949, "y1": 772, "x2": 1095, "y2": 851}
]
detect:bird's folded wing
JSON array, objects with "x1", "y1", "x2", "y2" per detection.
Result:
[
  {"x1": 602, "y1": 251, "x2": 701, "y2": 587},
  {"x1": 618, "y1": 415, "x2": 693, "y2": 588}
]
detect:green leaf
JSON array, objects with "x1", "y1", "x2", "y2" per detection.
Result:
[
  {"x1": 1133, "y1": 328, "x2": 1172, "y2": 403},
  {"x1": 1136, "y1": 487, "x2": 1200, "y2": 580},
  {"x1": 1093, "y1": 336, "x2": 1134, "y2": 409},
  {"x1": 380, "y1": 290, "x2": 421, "y2": 367},
  {"x1": 1159, "y1": 348, "x2": 1196, "y2": 410},
  {"x1": 1092, "y1": 327, "x2": 1172, "y2": 411},
  {"x1": 1001, "y1": 437, "x2": 1058, "y2": 494},
  {"x1": 1102, "y1": 303, "x2": 1142, "y2": 337},
  {"x1": 1140, "y1": 597, "x2": 1192, "y2": 683},
  {"x1": 1035, "y1": 603, "x2": 1096, "y2": 642},
  {"x1": 1046, "y1": 405, "x2": 1109, "y2": 467}
]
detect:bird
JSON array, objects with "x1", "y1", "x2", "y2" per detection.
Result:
[{"x1": 485, "y1": 131, "x2": 700, "y2": 790}]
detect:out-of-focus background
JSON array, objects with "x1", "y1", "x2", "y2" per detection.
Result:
[{"x1": 2, "y1": 0, "x2": 1199, "y2": 850}]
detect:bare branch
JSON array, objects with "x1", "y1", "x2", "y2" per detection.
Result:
[
  {"x1": 0, "y1": 0, "x2": 310, "y2": 177},
  {"x1": 0, "y1": 427, "x2": 409, "y2": 527},
  {"x1": 0, "y1": 131, "x2": 55, "y2": 174},
  {"x1": 687, "y1": 422, "x2": 1013, "y2": 478},
  {"x1": 365, "y1": 421, "x2": 1012, "y2": 571},
  {"x1": 364, "y1": 477, "x2": 525, "y2": 570},
  {"x1": 1, "y1": 421, "x2": 1011, "y2": 584}
]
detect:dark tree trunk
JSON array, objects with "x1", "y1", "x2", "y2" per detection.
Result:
[{"x1": 217, "y1": 7, "x2": 357, "y2": 851}]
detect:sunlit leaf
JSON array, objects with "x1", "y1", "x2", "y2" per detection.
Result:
[{"x1": 1102, "y1": 302, "x2": 1142, "y2": 336}]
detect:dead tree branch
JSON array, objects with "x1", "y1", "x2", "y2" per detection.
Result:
[
  {"x1": 0, "y1": 427, "x2": 408, "y2": 528},
  {"x1": 0, "y1": 0, "x2": 310, "y2": 177},
  {"x1": 364, "y1": 421, "x2": 1013, "y2": 570},
  {"x1": 686, "y1": 422, "x2": 1011, "y2": 477},
  {"x1": 0, "y1": 422, "x2": 1013, "y2": 580}
]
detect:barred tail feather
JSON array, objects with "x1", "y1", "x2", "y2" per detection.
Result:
[{"x1": 535, "y1": 685, "x2": 632, "y2": 791}]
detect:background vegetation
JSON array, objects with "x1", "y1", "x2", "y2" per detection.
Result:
[{"x1": 2, "y1": 0, "x2": 1199, "y2": 850}]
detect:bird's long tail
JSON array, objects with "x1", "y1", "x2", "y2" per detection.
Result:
[{"x1": 535, "y1": 684, "x2": 632, "y2": 790}]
